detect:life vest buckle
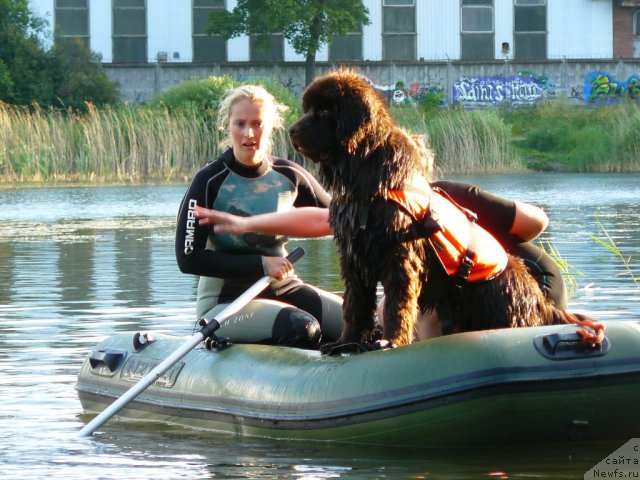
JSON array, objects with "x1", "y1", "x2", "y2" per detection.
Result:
[{"x1": 454, "y1": 252, "x2": 475, "y2": 283}]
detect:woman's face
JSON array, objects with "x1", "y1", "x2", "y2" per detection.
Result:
[{"x1": 229, "y1": 99, "x2": 272, "y2": 167}]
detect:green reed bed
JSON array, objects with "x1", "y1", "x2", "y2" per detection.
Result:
[
  {"x1": 393, "y1": 106, "x2": 520, "y2": 175},
  {"x1": 0, "y1": 102, "x2": 219, "y2": 183},
  {"x1": 3, "y1": 90, "x2": 640, "y2": 183}
]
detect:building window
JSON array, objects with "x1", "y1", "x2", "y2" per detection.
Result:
[
  {"x1": 634, "y1": 10, "x2": 640, "y2": 36},
  {"x1": 329, "y1": 24, "x2": 363, "y2": 62},
  {"x1": 250, "y1": 34, "x2": 284, "y2": 62},
  {"x1": 112, "y1": 0, "x2": 147, "y2": 63},
  {"x1": 54, "y1": 0, "x2": 89, "y2": 49},
  {"x1": 514, "y1": 0, "x2": 546, "y2": 59},
  {"x1": 193, "y1": 0, "x2": 226, "y2": 62},
  {"x1": 382, "y1": 0, "x2": 416, "y2": 61},
  {"x1": 461, "y1": 0, "x2": 494, "y2": 60}
]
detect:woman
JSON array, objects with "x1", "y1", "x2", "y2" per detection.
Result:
[
  {"x1": 196, "y1": 182, "x2": 567, "y2": 341},
  {"x1": 175, "y1": 85, "x2": 343, "y2": 348}
]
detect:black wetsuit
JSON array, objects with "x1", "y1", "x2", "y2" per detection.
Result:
[{"x1": 175, "y1": 149, "x2": 343, "y2": 347}]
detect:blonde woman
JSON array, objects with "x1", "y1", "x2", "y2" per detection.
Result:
[{"x1": 175, "y1": 85, "x2": 342, "y2": 348}]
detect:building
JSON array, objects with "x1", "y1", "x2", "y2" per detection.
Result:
[{"x1": 29, "y1": 0, "x2": 640, "y2": 106}]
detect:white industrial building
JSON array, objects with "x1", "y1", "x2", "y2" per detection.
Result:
[
  {"x1": 28, "y1": 1, "x2": 640, "y2": 64},
  {"x1": 26, "y1": 1, "x2": 640, "y2": 104}
]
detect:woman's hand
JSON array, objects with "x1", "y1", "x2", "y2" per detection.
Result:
[
  {"x1": 195, "y1": 206, "x2": 248, "y2": 234},
  {"x1": 262, "y1": 256, "x2": 293, "y2": 280}
]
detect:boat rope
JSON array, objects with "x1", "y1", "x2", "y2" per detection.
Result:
[{"x1": 563, "y1": 311, "x2": 606, "y2": 347}]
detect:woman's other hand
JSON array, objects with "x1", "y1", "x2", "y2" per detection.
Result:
[{"x1": 196, "y1": 206, "x2": 248, "y2": 234}]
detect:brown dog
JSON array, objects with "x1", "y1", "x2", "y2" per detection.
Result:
[{"x1": 289, "y1": 69, "x2": 601, "y2": 348}]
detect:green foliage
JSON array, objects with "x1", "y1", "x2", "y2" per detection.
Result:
[
  {"x1": 208, "y1": 0, "x2": 369, "y2": 56},
  {"x1": 50, "y1": 39, "x2": 120, "y2": 110},
  {"x1": 417, "y1": 89, "x2": 446, "y2": 116},
  {"x1": 149, "y1": 75, "x2": 301, "y2": 126},
  {"x1": 506, "y1": 100, "x2": 640, "y2": 172},
  {"x1": 147, "y1": 75, "x2": 237, "y2": 125},
  {"x1": 0, "y1": 59, "x2": 13, "y2": 99},
  {"x1": 0, "y1": 0, "x2": 54, "y2": 105},
  {"x1": 0, "y1": 0, "x2": 119, "y2": 109},
  {"x1": 207, "y1": 0, "x2": 369, "y2": 83}
]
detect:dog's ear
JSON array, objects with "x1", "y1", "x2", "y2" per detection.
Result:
[{"x1": 336, "y1": 100, "x2": 371, "y2": 156}]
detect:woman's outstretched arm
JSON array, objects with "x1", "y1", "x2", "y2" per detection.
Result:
[{"x1": 195, "y1": 206, "x2": 332, "y2": 238}]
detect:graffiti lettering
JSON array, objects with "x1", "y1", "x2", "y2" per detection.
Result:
[
  {"x1": 452, "y1": 75, "x2": 550, "y2": 107},
  {"x1": 585, "y1": 71, "x2": 640, "y2": 104}
]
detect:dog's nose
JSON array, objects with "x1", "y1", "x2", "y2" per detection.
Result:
[{"x1": 289, "y1": 124, "x2": 298, "y2": 138}]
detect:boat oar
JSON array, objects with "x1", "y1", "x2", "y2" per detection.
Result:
[{"x1": 77, "y1": 246, "x2": 305, "y2": 438}]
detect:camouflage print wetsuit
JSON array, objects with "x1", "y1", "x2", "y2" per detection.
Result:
[{"x1": 175, "y1": 148, "x2": 343, "y2": 348}]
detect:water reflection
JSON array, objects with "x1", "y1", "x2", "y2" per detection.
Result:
[{"x1": 0, "y1": 175, "x2": 639, "y2": 479}]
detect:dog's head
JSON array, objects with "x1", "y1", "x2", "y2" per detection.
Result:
[{"x1": 289, "y1": 70, "x2": 392, "y2": 164}]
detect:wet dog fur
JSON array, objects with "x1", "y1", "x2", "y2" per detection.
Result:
[{"x1": 289, "y1": 69, "x2": 593, "y2": 347}]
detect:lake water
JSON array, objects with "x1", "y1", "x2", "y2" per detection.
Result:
[{"x1": 1, "y1": 174, "x2": 639, "y2": 479}]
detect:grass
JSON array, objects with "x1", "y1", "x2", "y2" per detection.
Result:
[
  {"x1": 503, "y1": 100, "x2": 640, "y2": 172},
  {"x1": 538, "y1": 239, "x2": 583, "y2": 297},
  {"x1": 591, "y1": 217, "x2": 640, "y2": 290}
]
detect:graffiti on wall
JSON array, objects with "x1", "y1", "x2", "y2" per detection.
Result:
[
  {"x1": 372, "y1": 81, "x2": 447, "y2": 107},
  {"x1": 452, "y1": 72, "x2": 554, "y2": 107},
  {"x1": 584, "y1": 72, "x2": 640, "y2": 104}
]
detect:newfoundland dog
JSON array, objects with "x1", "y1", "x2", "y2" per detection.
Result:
[{"x1": 289, "y1": 69, "x2": 602, "y2": 348}]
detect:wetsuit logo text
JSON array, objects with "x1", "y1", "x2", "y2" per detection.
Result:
[{"x1": 184, "y1": 198, "x2": 197, "y2": 254}]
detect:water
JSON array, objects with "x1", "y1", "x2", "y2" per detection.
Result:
[{"x1": 1, "y1": 174, "x2": 639, "y2": 479}]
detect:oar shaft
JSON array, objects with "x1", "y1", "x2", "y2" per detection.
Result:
[
  {"x1": 77, "y1": 330, "x2": 208, "y2": 437},
  {"x1": 77, "y1": 247, "x2": 304, "y2": 438}
]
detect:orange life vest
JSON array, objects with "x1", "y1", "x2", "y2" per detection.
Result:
[{"x1": 387, "y1": 180, "x2": 507, "y2": 283}]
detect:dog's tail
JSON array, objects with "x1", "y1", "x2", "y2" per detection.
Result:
[{"x1": 550, "y1": 308, "x2": 605, "y2": 347}]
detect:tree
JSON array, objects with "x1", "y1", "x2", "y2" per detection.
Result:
[
  {"x1": 0, "y1": 0, "x2": 54, "y2": 105},
  {"x1": 207, "y1": 0, "x2": 370, "y2": 86},
  {"x1": 50, "y1": 39, "x2": 119, "y2": 110},
  {"x1": 0, "y1": 0, "x2": 118, "y2": 108}
]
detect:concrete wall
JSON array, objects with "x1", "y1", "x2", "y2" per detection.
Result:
[{"x1": 104, "y1": 59, "x2": 640, "y2": 106}]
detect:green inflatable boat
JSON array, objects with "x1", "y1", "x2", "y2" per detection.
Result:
[{"x1": 76, "y1": 321, "x2": 640, "y2": 447}]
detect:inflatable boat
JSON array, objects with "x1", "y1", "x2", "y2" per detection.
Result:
[{"x1": 76, "y1": 321, "x2": 640, "y2": 447}]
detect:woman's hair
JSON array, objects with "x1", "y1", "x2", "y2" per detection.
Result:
[{"x1": 216, "y1": 84, "x2": 288, "y2": 156}]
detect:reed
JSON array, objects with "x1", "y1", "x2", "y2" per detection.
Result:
[
  {"x1": 394, "y1": 106, "x2": 521, "y2": 175},
  {"x1": 591, "y1": 217, "x2": 640, "y2": 289},
  {"x1": 0, "y1": 102, "x2": 218, "y2": 183},
  {"x1": 3, "y1": 96, "x2": 640, "y2": 183},
  {"x1": 538, "y1": 239, "x2": 582, "y2": 297}
]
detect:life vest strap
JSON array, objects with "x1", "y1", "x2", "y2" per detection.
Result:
[{"x1": 387, "y1": 183, "x2": 507, "y2": 283}]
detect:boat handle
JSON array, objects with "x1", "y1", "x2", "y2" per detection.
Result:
[
  {"x1": 89, "y1": 349, "x2": 127, "y2": 373},
  {"x1": 533, "y1": 330, "x2": 611, "y2": 360}
]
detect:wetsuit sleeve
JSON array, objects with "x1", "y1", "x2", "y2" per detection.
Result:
[
  {"x1": 175, "y1": 166, "x2": 264, "y2": 279},
  {"x1": 432, "y1": 180, "x2": 516, "y2": 242}
]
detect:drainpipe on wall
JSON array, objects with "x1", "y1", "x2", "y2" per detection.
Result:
[{"x1": 445, "y1": 54, "x2": 452, "y2": 106}]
